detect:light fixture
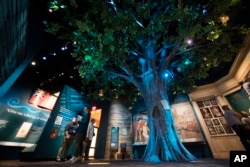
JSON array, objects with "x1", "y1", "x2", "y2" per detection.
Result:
[
  {"x1": 92, "y1": 106, "x2": 97, "y2": 111},
  {"x1": 98, "y1": 89, "x2": 104, "y2": 96},
  {"x1": 31, "y1": 61, "x2": 36, "y2": 66},
  {"x1": 220, "y1": 15, "x2": 229, "y2": 25},
  {"x1": 186, "y1": 39, "x2": 192, "y2": 45}
]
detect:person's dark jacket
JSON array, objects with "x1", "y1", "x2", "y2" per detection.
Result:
[
  {"x1": 76, "y1": 112, "x2": 90, "y2": 134},
  {"x1": 65, "y1": 123, "x2": 77, "y2": 136}
]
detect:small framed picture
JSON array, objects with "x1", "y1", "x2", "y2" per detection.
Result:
[
  {"x1": 210, "y1": 99, "x2": 217, "y2": 105},
  {"x1": 208, "y1": 127, "x2": 217, "y2": 135},
  {"x1": 15, "y1": 122, "x2": 33, "y2": 138},
  {"x1": 210, "y1": 106, "x2": 223, "y2": 117},
  {"x1": 212, "y1": 119, "x2": 220, "y2": 125},
  {"x1": 215, "y1": 126, "x2": 225, "y2": 135},
  {"x1": 200, "y1": 108, "x2": 213, "y2": 119},
  {"x1": 197, "y1": 101, "x2": 204, "y2": 108},
  {"x1": 205, "y1": 119, "x2": 213, "y2": 126},
  {"x1": 204, "y1": 100, "x2": 210, "y2": 106},
  {"x1": 223, "y1": 125, "x2": 234, "y2": 134}
]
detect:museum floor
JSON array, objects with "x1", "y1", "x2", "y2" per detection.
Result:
[{"x1": 0, "y1": 159, "x2": 229, "y2": 167}]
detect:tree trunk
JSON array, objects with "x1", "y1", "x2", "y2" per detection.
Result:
[{"x1": 141, "y1": 73, "x2": 196, "y2": 162}]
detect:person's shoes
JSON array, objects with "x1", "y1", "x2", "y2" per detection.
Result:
[
  {"x1": 70, "y1": 156, "x2": 75, "y2": 160},
  {"x1": 77, "y1": 156, "x2": 83, "y2": 160},
  {"x1": 73, "y1": 157, "x2": 82, "y2": 163},
  {"x1": 56, "y1": 157, "x2": 61, "y2": 162},
  {"x1": 69, "y1": 156, "x2": 76, "y2": 163},
  {"x1": 71, "y1": 159, "x2": 77, "y2": 163}
]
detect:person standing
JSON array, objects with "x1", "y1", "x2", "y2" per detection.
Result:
[
  {"x1": 222, "y1": 105, "x2": 250, "y2": 151},
  {"x1": 56, "y1": 118, "x2": 78, "y2": 161},
  {"x1": 70, "y1": 107, "x2": 90, "y2": 162},
  {"x1": 83, "y1": 118, "x2": 96, "y2": 161},
  {"x1": 240, "y1": 111, "x2": 250, "y2": 129}
]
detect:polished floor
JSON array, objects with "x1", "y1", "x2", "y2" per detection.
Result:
[{"x1": 0, "y1": 159, "x2": 229, "y2": 167}]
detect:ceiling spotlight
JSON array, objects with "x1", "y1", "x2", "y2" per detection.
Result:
[
  {"x1": 187, "y1": 39, "x2": 192, "y2": 45},
  {"x1": 31, "y1": 61, "x2": 36, "y2": 66},
  {"x1": 49, "y1": 52, "x2": 56, "y2": 56},
  {"x1": 61, "y1": 45, "x2": 68, "y2": 51}
]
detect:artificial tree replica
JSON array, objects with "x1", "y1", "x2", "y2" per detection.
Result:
[{"x1": 45, "y1": 0, "x2": 249, "y2": 162}]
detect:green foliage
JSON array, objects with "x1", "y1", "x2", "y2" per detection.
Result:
[{"x1": 45, "y1": 0, "x2": 249, "y2": 104}]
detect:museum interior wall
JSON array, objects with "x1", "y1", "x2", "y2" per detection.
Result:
[
  {"x1": 189, "y1": 34, "x2": 250, "y2": 159},
  {"x1": 104, "y1": 34, "x2": 250, "y2": 160},
  {"x1": 0, "y1": 35, "x2": 249, "y2": 161},
  {"x1": 1, "y1": 0, "x2": 249, "y2": 161}
]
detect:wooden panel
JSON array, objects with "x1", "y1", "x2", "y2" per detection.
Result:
[
  {"x1": 210, "y1": 136, "x2": 245, "y2": 159},
  {"x1": 104, "y1": 102, "x2": 133, "y2": 159}
]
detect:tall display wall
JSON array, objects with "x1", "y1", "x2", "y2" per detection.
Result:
[
  {"x1": 0, "y1": 77, "x2": 55, "y2": 148},
  {"x1": 23, "y1": 85, "x2": 89, "y2": 160},
  {"x1": 0, "y1": 69, "x2": 89, "y2": 160}
]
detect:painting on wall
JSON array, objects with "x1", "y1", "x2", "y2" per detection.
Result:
[
  {"x1": 171, "y1": 102, "x2": 205, "y2": 143},
  {"x1": 133, "y1": 113, "x2": 149, "y2": 145},
  {"x1": 132, "y1": 101, "x2": 205, "y2": 145}
]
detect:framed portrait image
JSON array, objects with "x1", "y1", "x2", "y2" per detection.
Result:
[
  {"x1": 212, "y1": 119, "x2": 220, "y2": 125},
  {"x1": 205, "y1": 119, "x2": 213, "y2": 127},
  {"x1": 208, "y1": 127, "x2": 217, "y2": 135},
  {"x1": 204, "y1": 100, "x2": 211, "y2": 106},
  {"x1": 210, "y1": 106, "x2": 223, "y2": 117},
  {"x1": 223, "y1": 125, "x2": 234, "y2": 134},
  {"x1": 215, "y1": 126, "x2": 225, "y2": 135},
  {"x1": 197, "y1": 101, "x2": 204, "y2": 108},
  {"x1": 200, "y1": 108, "x2": 213, "y2": 119},
  {"x1": 210, "y1": 99, "x2": 217, "y2": 105}
]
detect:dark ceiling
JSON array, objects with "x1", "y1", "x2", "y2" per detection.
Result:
[
  {"x1": 18, "y1": 0, "x2": 250, "y2": 93},
  {"x1": 21, "y1": 0, "x2": 83, "y2": 93}
]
